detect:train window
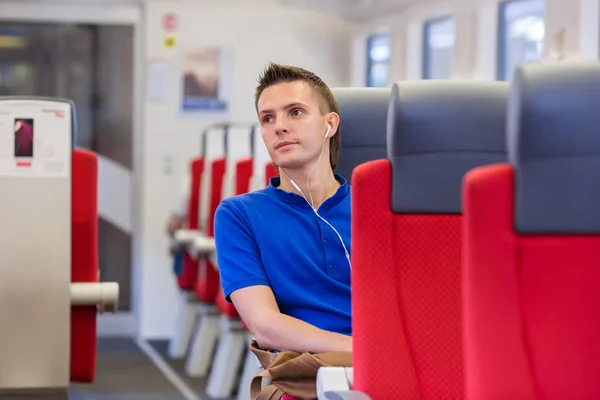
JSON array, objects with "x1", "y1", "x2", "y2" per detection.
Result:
[
  {"x1": 498, "y1": 0, "x2": 545, "y2": 81},
  {"x1": 366, "y1": 33, "x2": 390, "y2": 87},
  {"x1": 423, "y1": 16, "x2": 455, "y2": 79}
]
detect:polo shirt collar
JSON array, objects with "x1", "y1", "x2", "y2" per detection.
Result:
[{"x1": 266, "y1": 173, "x2": 349, "y2": 208}]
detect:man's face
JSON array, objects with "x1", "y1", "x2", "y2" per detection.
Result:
[{"x1": 257, "y1": 81, "x2": 329, "y2": 170}]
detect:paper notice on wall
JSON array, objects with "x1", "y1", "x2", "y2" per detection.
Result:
[
  {"x1": 147, "y1": 59, "x2": 171, "y2": 103},
  {"x1": 0, "y1": 100, "x2": 71, "y2": 178}
]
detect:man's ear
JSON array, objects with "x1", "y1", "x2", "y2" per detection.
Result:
[{"x1": 327, "y1": 112, "x2": 341, "y2": 138}]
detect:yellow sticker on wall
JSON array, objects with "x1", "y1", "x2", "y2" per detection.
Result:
[{"x1": 163, "y1": 35, "x2": 176, "y2": 49}]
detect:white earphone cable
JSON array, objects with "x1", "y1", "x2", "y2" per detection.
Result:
[
  {"x1": 305, "y1": 130, "x2": 327, "y2": 208},
  {"x1": 279, "y1": 125, "x2": 352, "y2": 271}
]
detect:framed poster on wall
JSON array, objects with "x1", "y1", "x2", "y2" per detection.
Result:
[{"x1": 180, "y1": 46, "x2": 233, "y2": 113}]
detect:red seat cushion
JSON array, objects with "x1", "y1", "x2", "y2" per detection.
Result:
[
  {"x1": 216, "y1": 289, "x2": 239, "y2": 318},
  {"x1": 195, "y1": 158, "x2": 226, "y2": 304},
  {"x1": 463, "y1": 163, "x2": 600, "y2": 399},
  {"x1": 195, "y1": 259, "x2": 220, "y2": 304},
  {"x1": 211, "y1": 157, "x2": 254, "y2": 319},
  {"x1": 179, "y1": 255, "x2": 199, "y2": 292},
  {"x1": 178, "y1": 157, "x2": 204, "y2": 290},
  {"x1": 352, "y1": 159, "x2": 464, "y2": 400},
  {"x1": 70, "y1": 149, "x2": 98, "y2": 382},
  {"x1": 235, "y1": 157, "x2": 253, "y2": 195},
  {"x1": 265, "y1": 162, "x2": 277, "y2": 186}
]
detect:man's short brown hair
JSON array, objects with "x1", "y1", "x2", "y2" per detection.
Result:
[{"x1": 255, "y1": 62, "x2": 341, "y2": 170}]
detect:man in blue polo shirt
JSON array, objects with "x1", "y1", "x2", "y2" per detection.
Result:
[{"x1": 213, "y1": 62, "x2": 351, "y2": 354}]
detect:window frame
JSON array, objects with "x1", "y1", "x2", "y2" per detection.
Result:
[
  {"x1": 497, "y1": 0, "x2": 545, "y2": 80},
  {"x1": 365, "y1": 32, "x2": 391, "y2": 87},
  {"x1": 422, "y1": 14, "x2": 455, "y2": 80}
]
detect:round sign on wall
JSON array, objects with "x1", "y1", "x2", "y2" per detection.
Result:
[
  {"x1": 163, "y1": 13, "x2": 177, "y2": 31},
  {"x1": 163, "y1": 35, "x2": 177, "y2": 49}
]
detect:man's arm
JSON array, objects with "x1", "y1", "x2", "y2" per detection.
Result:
[
  {"x1": 231, "y1": 286, "x2": 352, "y2": 354},
  {"x1": 215, "y1": 201, "x2": 351, "y2": 354}
]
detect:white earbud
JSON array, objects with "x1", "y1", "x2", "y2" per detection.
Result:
[{"x1": 324, "y1": 124, "x2": 331, "y2": 138}]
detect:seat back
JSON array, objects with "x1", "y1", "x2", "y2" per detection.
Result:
[
  {"x1": 249, "y1": 124, "x2": 274, "y2": 191},
  {"x1": 179, "y1": 125, "x2": 219, "y2": 291},
  {"x1": 217, "y1": 126, "x2": 255, "y2": 318},
  {"x1": 352, "y1": 81, "x2": 508, "y2": 400},
  {"x1": 70, "y1": 149, "x2": 100, "y2": 382},
  {"x1": 463, "y1": 62, "x2": 600, "y2": 400},
  {"x1": 196, "y1": 126, "x2": 227, "y2": 304},
  {"x1": 236, "y1": 157, "x2": 253, "y2": 194},
  {"x1": 199, "y1": 125, "x2": 227, "y2": 234},
  {"x1": 232, "y1": 124, "x2": 256, "y2": 196},
  {"x1": 265, "y1": 162, "x2": 277, "y2": 186},
  {"x1": 178, "y1": 155, "x2": 204, "y2": 290},
  {"x1": 331, "y1": 87, "x2": 389, "y2": 183},
  {"x1": 222, "y1": 124, "x2": 253, "y2": 199},
  {"x1": 195, "y1": 156, "x2": 225, "y2": 304}
]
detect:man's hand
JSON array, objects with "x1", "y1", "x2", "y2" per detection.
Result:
[
  {"x1": 166, "y1": 214, "x2": 185, "y2": 237},
  {"x1": 230, "y1": 285, "x2": 352, "y2": 354}
]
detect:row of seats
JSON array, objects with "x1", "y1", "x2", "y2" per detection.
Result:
[
  {"x1": 319, "y1": 62, "x2": 600, "y2": 399},
  {"x1": 168, "y1": 82, "x2": 497, "y2": 399},
  {"x1": 169, "y1": 61, "x2": 600, "y2": 400},
  {"x1": 169, "y1": 122, "x2": 278, "y2": 400}
]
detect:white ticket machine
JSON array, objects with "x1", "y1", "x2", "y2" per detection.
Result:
[{"x1": 0, "y1": 97, "x2": 119, "y2": 399}]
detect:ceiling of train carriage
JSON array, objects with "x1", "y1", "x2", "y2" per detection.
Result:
[
  {"x1": 0, "y1": 0, "x2": 414, "y2": 20},
  {"x1": 279, "y1": 0, "x2": 414, "y2": 20}
]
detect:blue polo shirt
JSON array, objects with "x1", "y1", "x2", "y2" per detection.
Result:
[{"x1": 214, "y1": 174, "x2": 352, "y2": 336}]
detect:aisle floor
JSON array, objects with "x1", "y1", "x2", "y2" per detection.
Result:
[{"x1": 68, "y1": 338, "x2": 225, "y2": 400}]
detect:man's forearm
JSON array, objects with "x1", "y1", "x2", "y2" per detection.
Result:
[{"x1": 254, "y1": 312, "x2": 352, "y2": 354}]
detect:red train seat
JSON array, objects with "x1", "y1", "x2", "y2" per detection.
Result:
[
  {"x1": 216, "y1": 156, "x2": 254, "y2": 319},
  {"x1": 178, "y1": 156, "x2": 204, "y2": 290},
  {"x1": 195, "y1": 157, "x2": 226, "y2": 304},
  {"x1": 351, "y1": 81, "x2": 508, "y2": 399},
  {"x1": 169, "y1": 126, "x2": 222, "y2": 360},
  {"x1": 265, "y1": 162, "x2": 277, "y2": 186},
  {"x1": 236, "y1": 157, "x2": 253, "y2": 195},
  {"x1": 184, "y1": 127, "x2": 232, "y2": 375},
  {"x1": 216, "y1": 289, "x2": 238, "y2": 318},
  {"x1": 463, "y1": 63, "x2": 600, "y2": 400},
  {"x1": 70, "y1": 148, "x2": 100, "y2": 382},
  {"x1": 202, "y1": 126, "x2": 256, "y2": 399}
]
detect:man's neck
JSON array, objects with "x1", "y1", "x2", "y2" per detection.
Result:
[{"x1": 278, "y1": 166, "x2": 340, "y2": 209}]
